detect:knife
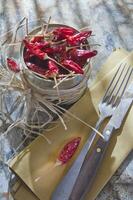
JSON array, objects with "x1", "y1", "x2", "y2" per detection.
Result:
[
  {"x1": 52, "y1": 81, "x2": 133, "y2": 200},
  {"x1": 69, "y1": 81, "x2": 133, "y2": 200},
  {"x1": 52, "y1": 123, "x2": 99, "y2": 200}
]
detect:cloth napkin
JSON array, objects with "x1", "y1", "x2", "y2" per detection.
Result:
[{"x1": 9, "y1": 48, "x2": 133, "y2": 200}]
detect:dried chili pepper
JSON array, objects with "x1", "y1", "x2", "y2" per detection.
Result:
[
  {"x1": 7, "y1": 58, "x2": 20, "y2": 73},
  {"x1": 44, "y1": 45, "x2": 64, "y2": 54},
  {"x1": 26, "y1": 62, "x2": 46, "y2": 76},
  {"x1": 23, "y1": 39, "x2": 47, "y2": 60},
  {"x1": 38, "y1": 40, "x2": 66, "y2": 56},
  {"x1": 24, "y1": 49, "x2": 34, "y2": 62},
  {"x1": 56, "y1": 137, "x2": 81, "y2": 165},
  {"x1": 30, "y1": 35, "x2": 44, "y2": 43},
  {"x1": 68, "y1": 49, "x2": 97, "y2": 66},
  {"x1": 45, "y1": 60, "x2": 59, "y2": 78},
  {"x1": 33, "y1": 41, "x2": 50, "y2": 49},
  {"x1": 23, "y1": 26, "x2": 97, "y2": 77},
  {"x1": 53, "y1": 27, "x2": 76, "y2": 41},
  {"x1": 67, "y1": 30, "x2": 92, "y2": 46},
  {"x1": 62, "y1": 59, "x2": 83, "y2": 74},
  {"x1": 23, "y1": 40, "x2": 50, "y2": 62},
  {"x1": 69, "y1": 49, "x2": 97, "y2": 59}
]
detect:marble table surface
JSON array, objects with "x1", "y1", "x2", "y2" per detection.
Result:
[{"x1": 0, "y1": 0, "x2": 133, "y2": 199}]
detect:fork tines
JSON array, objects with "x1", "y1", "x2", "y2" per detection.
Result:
[{"x1": 103, "y1": 63, "x2": 133, "y2": 107}]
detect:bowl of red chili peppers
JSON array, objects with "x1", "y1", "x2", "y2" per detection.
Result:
[{"x1": 20, "y1": 23, "x2": 97, "y2": 91}]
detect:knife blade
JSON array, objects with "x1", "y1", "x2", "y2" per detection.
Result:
[{"x1": 52, "y1": 80, "x2": 133, "y2": 200}]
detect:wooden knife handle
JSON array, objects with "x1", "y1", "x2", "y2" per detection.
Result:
[{"x1": 69, "y1": 124, "x2": 113, "y2": 200}]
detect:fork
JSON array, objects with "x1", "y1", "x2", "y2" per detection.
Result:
[
  {"x1": 52, "y1": 62, "x2": 133, "y2": 200},
  {"x1": 68, "y1": 63, "x2": 133, "y2": 200}
]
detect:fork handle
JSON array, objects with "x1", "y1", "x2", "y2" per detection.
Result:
[{"x1": 69, "y1": 124, "x2": 114, "y2": 200}]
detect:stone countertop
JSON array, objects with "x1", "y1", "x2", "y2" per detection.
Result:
[{"x1": 0, "y1": 0, "x2": 133, "y2": 200}]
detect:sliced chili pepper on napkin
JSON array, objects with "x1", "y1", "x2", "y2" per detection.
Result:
[{"x1": 56, "y1": 137, "x2": 81, "y2": 165}]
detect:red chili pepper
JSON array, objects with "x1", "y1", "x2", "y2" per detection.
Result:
[
  {"x1": 23, "y1": 39, "x2": 47, "y2": 60},
  {"x1": 7, "y1": 58, "x2": 20, "y2": 73},
  {"x1": 33, "y1": 41, "x2": 50, "y2": 49},
  {"x1": 23, "y1": 27, "x2": 96, "y2": 77},
  {"x1": 45, "y1": 60, "x2": 59, "y2": 78},
  {"x1": 23, "y1": 42, "x2": 49, "y2": 62},
  {"x1": 62, "y1": 59, "x2": 83, "y2": 74},
  {"x1": 30, "y1": 35, "x2": 44, "y2": 43},
  {"x1": 24, "y1": 49, "x2": 34, "y2": 62},
  {"x1": 53, "y1": 27, "x2": 76, "y2": 41},
  {"x1": 26, "y1": 62, "x2": 46, "y2": 76},
  {"x1": 57, "y1": 137, "x2": 81, "y2": 165},
  {"x1": 68, "y1": 49, "x2": 97, "y2": 66},
  {"x1": 42, "y1": 43, "x2": 66, "y2": 55},
  {"x1": 69, "y1": 49, "x2": 97, "y2": 59},
  {"x1": 67, "y1": 31, "x2": 92, "y2": 46}
]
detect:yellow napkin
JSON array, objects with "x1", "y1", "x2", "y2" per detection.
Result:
[
  {"x1": 9, "y1": 48, "x2": 133, "y2": 200},
  {"x1": 11, "y1": 178, "x2": 38, "y2": 200}
]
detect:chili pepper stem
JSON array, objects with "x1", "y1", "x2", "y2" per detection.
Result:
[
  {"x1": 8, "y1": 73, "x2": 15, "y2": 86},
  {"x1": 25, "y1": 18, "x2": 29, "y2": 36},
  {"x1": 7, "y1": 42, "x2": 21, "y2": 46},
  {"x1": 44, "y1": 16, "x2": 51, "y2": 35},
  {"x1": 12, "y1": 17, "x2": 26, "y2": 43},
  {"x1": 27, "y1": 33, "x2": 52, "y2": 38},
  {"x1": 29, "y1": 130, "x2": 52, "y2": 144},
  {"x1": 51, "y1": 39, "x2": 66, "y2": 45},
  {"x1": 79, "y1": 26, "x2": 90, "y2": 31},
  {"x1": 66, "y1": 43, "x2": 101, "y2": 51},
  {"x1": 58, "y1": 74, "x2": 75, "y2": 78},
  {"x1": 55, "y1": 105, "x2": 104, "y2": 139},
  {"x1": 54, "y1": 160, "x2": 62, "y2": 167},
  {"x1": 26, "y1": 68, "x2": 47, "y2": 79},
  {"x1": 53, "y1": 72, "x2": 74, "y2": 89},
  {"x1": 41, "y1": 21, "x2": 45, "y2": 35},
  {"x1": 54, "y1": 76, "x2": 61, "y2": 103}
]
